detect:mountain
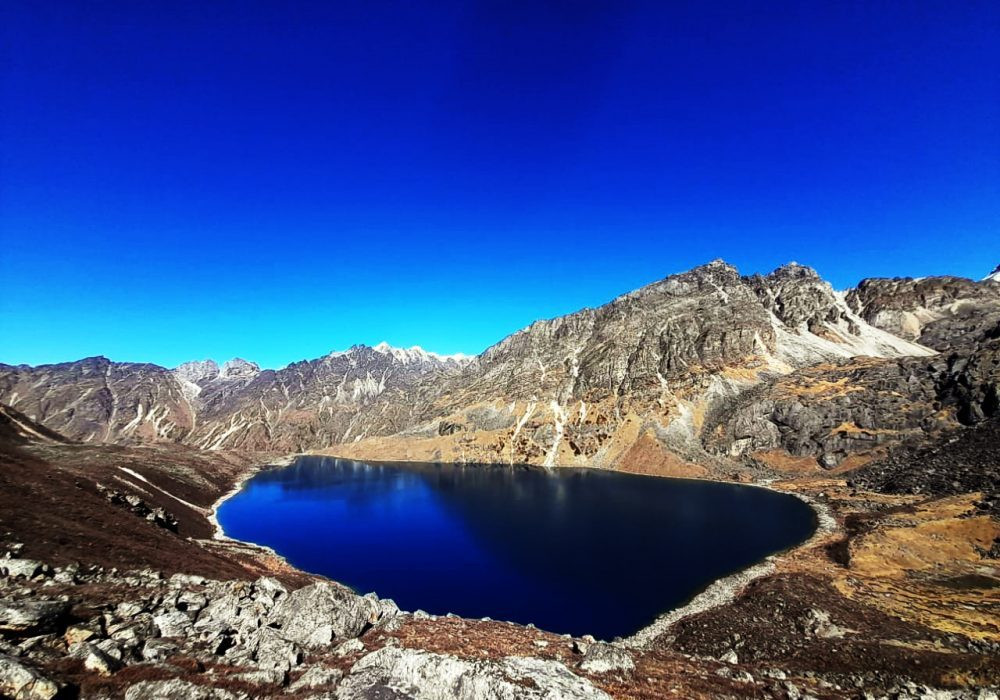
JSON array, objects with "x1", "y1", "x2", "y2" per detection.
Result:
[
  {"x1": 326, "y1": 261, "x2": 934, "y2": 473},
  {"x1": 0, "y1": 356, "x2": 195, "y2": 444},
  {"x1": 3, "y1": 261, "x2": 999, "y2": 478},
  {"x1": 846, "y1": 273, "x2": 1000, "y2": 350},
  {"x1": 184, "y1": 343, "x2": 468, "y2": 452}
]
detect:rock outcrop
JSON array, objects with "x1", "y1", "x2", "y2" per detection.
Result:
[
  {"x1": 846, "y1": 274, "x2": 1000, "y2": 351},
  {"x1": 0, "y1": 559, "x2": 616, "y2": 700},
  {"x1": 705, "y1": 338, "x2": 1000, "y2": 470}
]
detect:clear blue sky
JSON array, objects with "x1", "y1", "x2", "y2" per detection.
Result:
[{"x1": 2, "y1": 1, "x2": 998, "y2": 369}]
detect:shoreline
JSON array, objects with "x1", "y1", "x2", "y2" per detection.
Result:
[
  {"x1": 625, "y1": 491, "x2": 837, "y2": 648},
  {"x1": 254, "y1": 451, "x2": 840, "y2": 643},
  {"x1": 206, "y1": 452, "x2": 302, "y2": 542}
]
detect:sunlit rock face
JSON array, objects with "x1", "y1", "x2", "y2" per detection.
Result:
[
  {"x1": 4, "y1": 260, "x2": 999, "y2": 473},
  {"x1": 845, "y1": 274, "x2": 1000, "y2": 350}
]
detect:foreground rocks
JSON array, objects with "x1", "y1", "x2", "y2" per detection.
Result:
[
  {"x1": 0, "y1": 557, "x2": 620, "y2": 699},
  {"x1": 338, "y1": 646, "x2": 611, "y2": 700}
]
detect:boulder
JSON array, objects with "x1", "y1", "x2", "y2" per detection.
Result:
[
  {"x1": 124, "y1": 679, "x2": 246, "y2": 699},
  {"x1": 78, "y1": 642, "x2": 123, "y2": 675},
  {"x1": 333, "y1": 638, "x2": 365, "y2": 657},
  {"x1": 153, "y1": 611, "x2": 193, "y2": 638},
  {"x1": 336, "y1": 646, "x2": 611, "y2": 700},
  {"x1": 229, "y1": 668, "x2": 284, "y2": 686},
  {"x1": 249, "y1": 626, "x2": 301, "y2": 672},
  {"x1": 0, "y1": 652, "x2": 61, "y2": 699},
  {"x1": 0, "y1": 600, "x2": 70, "y2": 636},
  {"x1": 141, "y1": 638, "x2": 179, "y2": 662},
  {"x1": 289, "y1": 665, "x2": 343, "y2": 691},
  {"x1": 578, "y1": 643, "x2": 635, "y2": 674},
  {"x1": 266, "y1": 583, "x2": 383, "y2": 648},
  {"x1": 251, "y1": 577, "x2": 287, "y2": 603},
  {"x1": 0, "y1": 560, "x2": 50, "y2": 580}
]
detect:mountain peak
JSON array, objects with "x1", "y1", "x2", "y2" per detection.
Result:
[
  {"x1": 175, "y1": 359, "x2": 220, "y2": 384},
  {"x1": 689, "y1": 259, "x2": 739, "y2": 276},
  {"x1": 372, "y1": 342, "x2": 472, "y2": 365},
  {"x1": 984, "y1": 265, "x2": 1000, "y2": 283},
  {"x1": 768, "y1": 262, "x2": 820, "y2": 279},
  {"x1": 219, "y1": 358, "x2": 260, "y2": 380}
]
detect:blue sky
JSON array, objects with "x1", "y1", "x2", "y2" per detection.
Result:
[{"x1": 2, "y1": 1, "x2": 998, "y2": 369}]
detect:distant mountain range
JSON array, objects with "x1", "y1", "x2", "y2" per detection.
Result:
[{"x1": 3, "y1": 261, "x2": 998, "y2": 480}]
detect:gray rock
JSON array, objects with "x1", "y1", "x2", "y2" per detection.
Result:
[
  {"x1": 110, "y1": 615, "x2": 154, "y2": 647},
  {"x1": 194, "y1": 584, "x2": 263, "y2": 639},
  {"x1": 289, "y1": 665, "x2": 344, "y2": 691},
  {"x1": 334, "y1": 638, "x2": 365, "y2": 657},
  {"x1": 79, "y1": 641, "x2": 123, "y2": 675},
  {"x1": 251, "y1": 626, "x2": 302, "y2": 672},
  {"x1": 578, "y1": 643, "x2": 635, "y2": 674},
  {"x1": 720, "y1": 650, "x2": 739, "y2": 664},
  {"x1": 52, "y1": 564, "x2": 79, "y2": 585},
  {"x1": 798, "y1": 609, "x2": 849, "y2": 639},
  {"x1": 267, "y1": 583, "x2": 383, "y2": 648},
  {"x1": 93, "y1": 638, "x2": 125, "y2": 661},
  {"x1": 175, "y1": 590, "x2": 209, "y2": 614},
  {"x1": 141, "y1": 638, "x2": 179, "y2": 661},
  {"x1": 0, "y1": 560, "x2": 50, "y2": 580},
  {"x1": 0, "y1": 600, "x2": 70, "y2": 635},
  {"x1": 252, "y1": 576, "x2": 287, "y2": 602},
  {"x1": 230, "y1": 668, "x2": 285, "y2": 685},
  {"x1": 0, "y1": 652, "x2": 61, "y2": 699},
  {"x1": 169, "y1": 573, "x2": 206, "y2": 587},
  {"x1": 124, "y1": 678, "x2": 247, "y2": 699},
  {"x1": 336, "y1": 646, "x2": 611, "y2": 700},
  {"x1": 153, "y1": 610, "x2": 193, "y2": 638},
  {"x1": 115, "y1": 601, "x2": 145, "y2": 618}
]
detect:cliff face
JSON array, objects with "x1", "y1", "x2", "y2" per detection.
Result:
[
  {"x1": 704, "y1": 338, "x2": 1000, "y2": 471},
  {"x1": 845, "y1": 274, "x2": 1000, "y2": 350},
  {"x1": 6, "y1": 260, "x2": 1000, "y2": 475}
]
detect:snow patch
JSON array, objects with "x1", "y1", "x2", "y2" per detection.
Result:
[
  {"x1": 118, "y1": 467, "x2": 206, "y2": 513},
  {"x1": 543, "y1": 400, "x2": 568, "y2": 468},
  {"x1": 510, "y1": 401, "x2": 536, "y2": 465},
  {"x1": 370, "y1": 342, "x2": 473, "y2": 365}
]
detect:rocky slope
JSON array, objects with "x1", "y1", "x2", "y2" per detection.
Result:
[
  {"x1": 704, "y1": 337, "x2": 1000, "y2": 472},
  {"x1": 4, "y1": 261, "x2": 998, "y2": 476},
  {"x1": 845, "y1": 274, "x2": 1000, "y2": 350},
  {"x1": 327, "y1": 262, "x2": 934, "y2": 472},
  {"x1": 0, "y1": 357, "x2": 196, "y2": 445}
]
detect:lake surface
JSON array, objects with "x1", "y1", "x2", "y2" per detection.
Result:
[{"x1": 218, "y1": 457, "x2": 816, "y2": 639}]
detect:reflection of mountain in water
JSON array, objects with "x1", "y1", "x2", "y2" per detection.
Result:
[{"x1": 222, "y1": 457, "x2": 816, "y2": 639}]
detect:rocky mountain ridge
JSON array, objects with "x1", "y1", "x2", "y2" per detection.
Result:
[{"x1": 2, "y1": 261, "x2": 998, "y2": 475}]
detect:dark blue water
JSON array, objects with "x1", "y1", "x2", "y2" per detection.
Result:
[{"x1": 218, "y1": 457, "x2": 816, "y2": 639}]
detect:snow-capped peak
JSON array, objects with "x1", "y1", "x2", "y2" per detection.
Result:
[
  {"x1": 984, "y1": 265, "x2": 1000, "y2": 283},
  {"x1": 371, "y1": 342, "x2": 472, "y2": 365},
  {"x1": 173, "y1": 358, "x2": 259, "y2": 388}
]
